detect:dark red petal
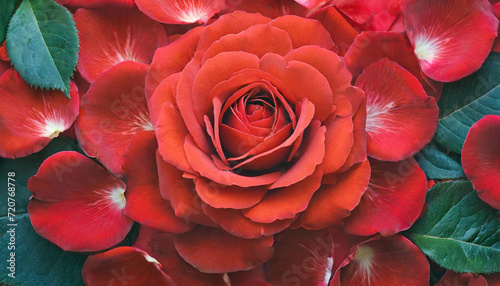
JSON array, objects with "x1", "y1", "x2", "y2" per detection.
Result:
[
  {"x1": 462, "y1": 115, "x2": 500, "y2": 210},
  {"x1": 123, "y1": 131, "x2": 193, "y2": 233},
  {"x1": 184, "y1": 135, "x2": 281, "y2": 187},
  {"x1": 0, "y1": 69, "x2": 79, "y2": 159},
  {"x1": 355, "y1": 59, "x2": 438, "y2": 161},
  {"x1": 344, "y1": 157, "x2": 428, "y2": 236},
  {"x1": 492, "y1": 2, "x2": 500, "y2": 52},
  {"x1": 27, "y1": 151, "x2": 133, "y2": 252},
  {"x1": 331, "y1": 0, "x2": 403, "y2": 31},
  {"x1": 270, "y1": 15, "x2": 337, "y2": 51},
  {"x1": 76, "y1": 61, "x2": 152, "y2": 177},
  {"x1": 202, "y1": 24, "x2": 293, "y2": 64},
  {"x1": 202, "y1": 203, "x2": 294, "y2": 239},
  {"x1": 196, "y1": 178, "x2": 267, "y2": 209},
  {"x1": 229, "y1": 266, "x2": 272, "y2": 286},
  {"x1": 82, "y1": 247, "x2": 176, "y2": 286},
  {"x1": 156, "y1": 153, "x2": 216, "y2": 227},
  {"x1": 310, "y1": 6, "x2": 359, "y2": 56},
  {"x1": 174, "y1": 226, "x2": 274, "y2": 273},
  {"x1": 436, "y1": 271, "x2": 488, "y2": 286},
  {"x1": 344, "y1": 31, "x2": 442, "y2": 99},
  {"x1": 260, "y1": 53, "x2": 333, "y2": 122},
  {"x1": 266, "y1": 228, "x2": 334, "y2": 286},
  {"x1": 148, "y1": 233, "x2": 228, "y2": 286},
  {"x1": 405, "y1": 0, "x2": 499, "y2": 82},
  {"x1": 296, "y1": 160, "x2": 370, "y2": 230},
  {"x1": 136, "y1": 0, "x2": 225, "y2": 24},
  {"x1": 75, "y1": 7, "x2": 167, "y2": 82},
  {"x1": 57, "y1": 0, "x2": 135, "y2": 8},
  {"x1": 242, "y1": 166, "x2": 323, "y2": 224},
  {"x1": 145, "y1": 26, "x2": 204, "y2": 99},
  {"x1": 339, "y1": 235, "x2": 430, "y2": 286}
]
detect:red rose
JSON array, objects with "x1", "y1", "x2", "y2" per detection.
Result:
[{"x1": 145, "y1": 11, "x2": 370, "y2": 272}]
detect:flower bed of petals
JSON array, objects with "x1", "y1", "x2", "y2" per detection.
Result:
[{"x1": 0, "y1": 0, "x2": 499, "y2": 285}]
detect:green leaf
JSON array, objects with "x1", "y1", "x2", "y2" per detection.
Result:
[
  {"x1": 405, "y1": 180, "x2": 500, "y2": 274},
  {"x1": 435, "y1": 52, "x2": 500, "y2": 154},
  {"x1": 0, "y1": 0, "x2": 21, "y2": 43},
  {"x1": 414, "y1": 140, "x2": 465, "y2": 180},
  {"x1": 0, "y1": 138, "x2": 140, "y2": 285},
  {"x1": 5, "y1": 0, "x2": 79, "y2": 97}
]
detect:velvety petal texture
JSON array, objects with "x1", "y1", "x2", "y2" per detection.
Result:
[
  {"x1": 344, "y1": 157, "x2": 428, "y2": 236},
  {"x1": 123, "y1": 131, "x2": 194, "y2": 233},
  {"x1": 0, "y1": 69, "x2": 79, "y2": 159},
  {"x1": 76, "y1": 62, "x2": 153, "y2": 177},
  {"x1": 174, "y1": 226, "x2": 274, "y2": 273},
  {"x1": 135, "y1": 0, "x2": 226, "y2": 24},
  {"x1": 28, "y1": 152, "x2": 133, "y2": 252},
  {"x1": 462, "y1": 115, "x2": 500, "y2": 210},
  {"x1": 404, "y1": 0, "x2": 499, "y2": 82},
  {"x1": 82, "y1": 247, "x2": 176, "y2": 286},
  {"x1": 355, "y1": 59, "x2": 438, "y2": 161},
  {"x1": 339, "y1": 235, "x2": 430, "y2": 286},
  {"x1": 75, "y1": 7, "x2": 167, "y2": 82}
]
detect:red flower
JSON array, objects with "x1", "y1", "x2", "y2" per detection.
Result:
[
  {"x1": 140, "y1": 11, "x2": 438, "y2": 272},
  {"x1": 462, "y1": 115, "x2": 500, "y2": 210}
]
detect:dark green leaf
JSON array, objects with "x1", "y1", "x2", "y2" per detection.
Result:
[
  {"x1": 414, "y1": 140, "x2": 465, "y2": 180},
  {"x1": 405, "y1": 180, "x2": 500, "y2": 274},
  {"x1": 435, "y1": 52, "x2": 500, "y2": 153},
  {"x1": 5, "y1": 0, "x2": 79, "y2": 97},
  {"x1": 0, "y1": 0, "x2": 21, "y2": 43}
]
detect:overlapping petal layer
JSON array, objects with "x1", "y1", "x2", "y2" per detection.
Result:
[{"x1": 76, "y1": 62, "x2": 153, "y2": 177}]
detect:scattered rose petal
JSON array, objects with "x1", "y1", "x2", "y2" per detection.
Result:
[
  {"x1": 27, "y1": 151, "x2": 133, "y2": 252},
  {"x1": 135, "y1": 0, "x2": 226, "y2": 24}
]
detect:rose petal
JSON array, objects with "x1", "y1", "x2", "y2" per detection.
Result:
[
  {"x1": 266, "y1": 228, "x2": 334, "y2": 286},
  {"x1": 339, "y1": 235, "x2": 430, "y2": 286},
  {"x1": 344, "y1": 157, "x2": 428, "y2": 236},
  {"x1": 156, "y1": 153, "x2": 216, "y2": 227},
  {"x1": 242, "y1": 166, "x2": 323, "y2": 223},
  {"x1": 57, "y1": 0, "x2": 135, "y2": 7},
  {"x1": 462, "y1": 115, "x2": 500, "y2": 210},
  {"x1": 310, "y1": 6, "x2": 359, "y2": 56},
  {"x1": 202, "y1": 24, "x2": 294, "y2": 64},
  {"x1": 28, "y1": 151, "x2": 133, "y2": 252},
  {"x1": 436, "y1": 271, "x2": 489, "y2": 286},
  {"x1": 202, "y1": 203, "x2": 294, "y2": 239},
  {"x1": 76, "y1": 62, "x2": 152, "y2": 177},
  {"x1": 174, "y1": 226, "x2": 274, "y2": 273},
  {"x1": 296, "y1": 160, "x2": 370, "y2": 230},
  {"x1": 229, "y1": 266, "x2": 272, "y2": 286},
  {"x1": 145, "y1": 26, "x2": 204, "y2": 99},
  {"x1": 195, "y1": 178, "x2": 267, "y2": 209},
  {"x1": 270, "y1": 15, "x2": 337, "y2": 51},
  {"x1": 227, "y1": 0, "x2": 307, "y2": 19},
  {"x1": 184, "y1": 135, "x2": 281, "y2": 187},
  {"x1": 148, "y1": 233, "x2": 228, "y2": 286},
  {"x1": 75, "y1": 7, "x2": 167, "y2": 82},
  {"x1": 148, "y1": 73, "x2": 180, "y2": 127},
  {"x1": 331, "y1": 0, "x2": 403, "y2": 31},
  {"x1": 260, "y1": 53, "x2": 333, "y2": 122},
  {"x1": 404, "y1": 0, "x2": 499, "y2": 82},
  {"x1": 344, "y1": 31, "x2": 442, "y2": 99},
  {"x1": 355, "y1": 58, "x2": 438, "y2": 161},
  {"x1": 135, "y1": 0, "x2": 225, "y2": 24},
  {"x1": 82, "y1": 247, "x2": 176, "y2": 286},
  {"x1": 0, "y1": 69, "x2": 79, "y2": 159},
  {"x1": 123, "y1": 131, "x2": 194, "y2": 233}
]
